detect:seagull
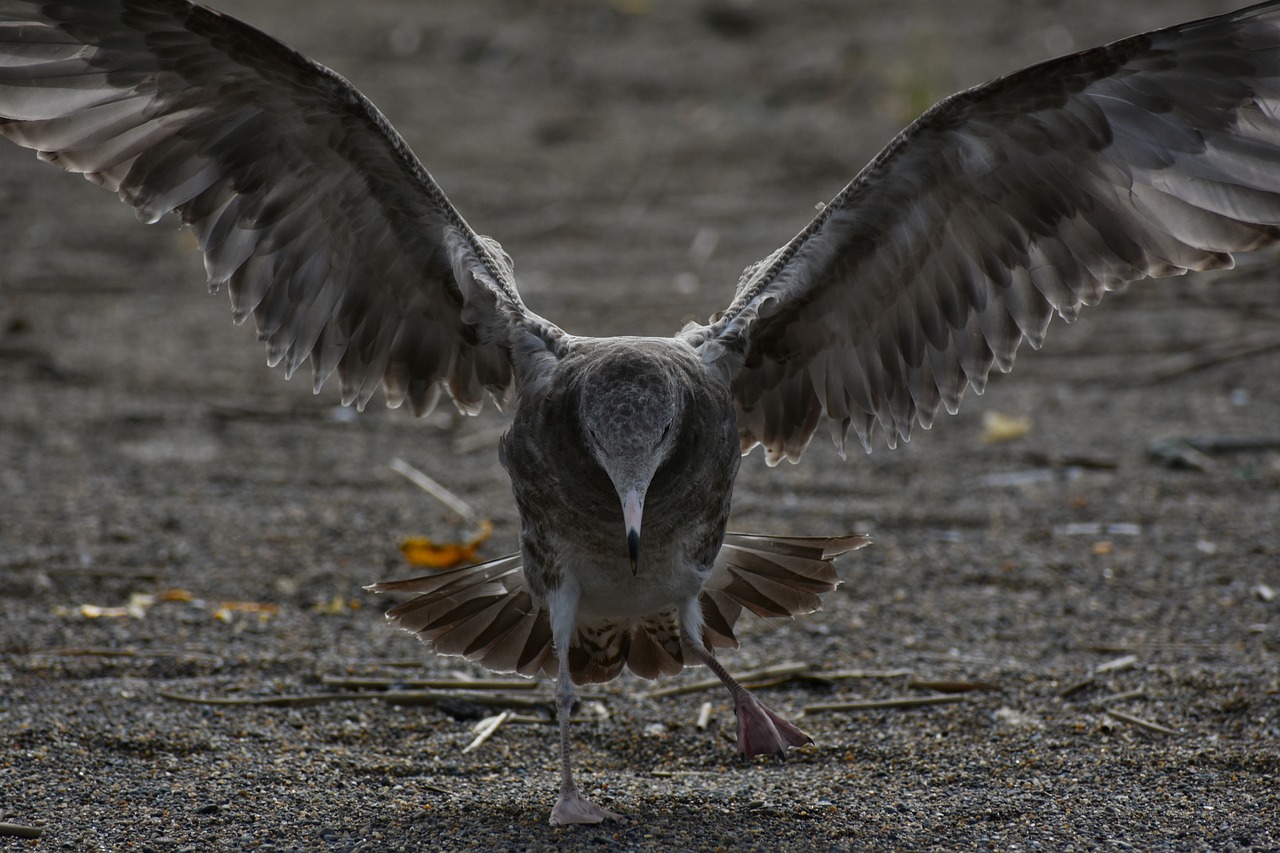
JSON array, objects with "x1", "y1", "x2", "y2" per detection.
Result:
[{"x1": 3, "y1": 0, "x2": 1280, "y2": 825}]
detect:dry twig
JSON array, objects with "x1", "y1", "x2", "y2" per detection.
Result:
[
  {"x1": 320, "y1": 676, "x2": 538, "y2": 691},
  {"x1": 1143, "y1": 333, "x2": 1280, "y2": 384},
  {"x1": 819, "y1": 668, "x2": 914, "y2": 680},
  {"x1": 30, "y1": 646, "x2": 223, "y2": 665},
  {"x1": 159, "y1": 689, "x2": 551, "y2": 710},
  {"x1": 390, "y1": 457, "x2": 478, "y2": 523},
  {"x1": 1059, "y1": 675, "x2": 1097, "y2": 698},
  {"x1": 907, "y1": 679, "x2": 1001, "y2": 694},
  {"x1": 1105, "y1": 708, "x2": 1179, "y2": 736},
  {"x1": 0, "y1": 823, "x2": 43, "y2": 839},
  {"x1": 1096, "y1": 654, "x2": 1139, "y2": 673},
  {"x1": 804, "y1": 694, "x2": 968, "y2": 714},
  {"x1": 462, "y1": 711, "x2": 512, "y2": 754}
]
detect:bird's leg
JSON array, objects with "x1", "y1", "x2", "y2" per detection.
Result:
[
  {"x1": 680, "y1": 608, "x2": 813, "y2": 758},
  {"x1": 547, "y1": 587, "x2": 622, "y2": 826}
]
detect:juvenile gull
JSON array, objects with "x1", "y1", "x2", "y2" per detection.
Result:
[{"x1": 4, "y1": 0, "x2": 1280, "y2": 824}]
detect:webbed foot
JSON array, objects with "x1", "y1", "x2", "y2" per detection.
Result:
[
  {"x1": 550, "y1": 788, "x2": 623, "y2": 825},
  {"x1": 735, "y1": 696, "x2": 813, "y2": 757}
]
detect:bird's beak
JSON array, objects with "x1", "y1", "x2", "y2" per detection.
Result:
[{"x1": 622, "y1": 486, "x2": 643, "y2": 575}]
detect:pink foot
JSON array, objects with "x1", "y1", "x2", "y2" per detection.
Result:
[
  {"x1": 550, "y1": 788, "x2": 623, "y2": 825},
  {"x1": 735, "y1": 696, "x2": 813, "y2": 757}
]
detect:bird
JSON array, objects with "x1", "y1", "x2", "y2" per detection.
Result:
[{"x1": 3, "y1": 0, "x2": 1280, "y2": 826}]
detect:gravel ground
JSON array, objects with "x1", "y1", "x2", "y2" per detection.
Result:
[{"x1": 1, "y1": 1, "x2": 1277, "y2": 850}]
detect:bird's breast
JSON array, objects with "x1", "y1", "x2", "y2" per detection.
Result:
[{"x1": 558, "y1": 537, "x2": 711, "y2": 620}]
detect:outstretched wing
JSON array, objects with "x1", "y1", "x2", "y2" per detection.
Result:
[
  {"x1": 689, "y1": 2, "x2": 1280, "y2": 465},
  {"x1": 0, "y1": 0, "x2": 562, "y2": 415}
]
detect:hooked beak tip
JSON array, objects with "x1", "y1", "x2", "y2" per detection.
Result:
[{"x1": 627, "y1": 528, "x2": 640, "y2": 575}]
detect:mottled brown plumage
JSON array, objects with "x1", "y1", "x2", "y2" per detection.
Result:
[{"x1": 4, "y1": 0, "x2": 1280, "y2": 825}]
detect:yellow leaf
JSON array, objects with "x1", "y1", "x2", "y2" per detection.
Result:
[
  {"x1": 982, "y1": 412, "x2": 1032, "y2": 444},
  {"x1": 400, "y1": 519, "x2": 493, "y2": 569},
  {"x1": 214, "y1": 601, "x2": 280, "y2": 622},
  {"x1": 79, "y1": 604, "x2": 129, "y2": 619},
  {"x1": 311, "y1": 595, "x2": 360, "y2": 615}
]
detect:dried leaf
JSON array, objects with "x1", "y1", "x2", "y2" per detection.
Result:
[
  {"x1": 311, "y1": 596, "x2": 361, "y2": 615},
  {"x1": 401, "y1": 519, "x2": 493, "y2": 568},
  {"x1": 213, "y1": 601, "x2": 280, "y2": 622},
  {"x1": 78, "y1": 604, "x2": 131, "y2": 619},
  {"x1": 981, "y1": 411, "x2": 1032, "y2": 444}
]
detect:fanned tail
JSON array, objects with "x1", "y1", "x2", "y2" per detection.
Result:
[
  {"x1": 365, "y1": 554, "x2": 554, "y2": 678},
  {"x1": 367, "y1": 531, "x2": 870, "y2": 682},
  {"x1": 698, "y1": 532, "x2": 871, "y2": 649}
]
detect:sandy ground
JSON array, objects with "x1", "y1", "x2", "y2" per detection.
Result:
[{"x1": 1, "y1": 1, "x2": 1277, "y2": 850}]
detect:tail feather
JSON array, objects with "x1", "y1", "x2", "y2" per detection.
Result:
[
  {"x1": 698, "y1": 532, "x2": 872, "y2": 644},
  {"x1": 625, "y1": 618, "x2": 687, "y2": 679},
  {"x1": 719, "y1": 532, "x2": 871, "y2": 560},
  {"x1": 367, "y1": 531, "x2": 870, "y2": 682},
  {"x1": 368, "y1": 554, "x2": 553, "y2": 678}
]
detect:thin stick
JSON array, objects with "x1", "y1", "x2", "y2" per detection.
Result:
[
  {"x1": 1059, "y1": 675, "x2": 1096, "y2": 698},
  {"x1": 390, "y1": 457, "x2": 477, "y2": 523},
  {"x1": 0, "y1": 823, "x2": 43, "y2": 839},
  {"x1": 1062, "y1": 655, "x2": 1139, "y2": 697},
  {"x1": 1145, "y1": 334, "x2": 1280, "y2": 384},
  {"x1": 803, "y1": 694, "x2": 967, "y2": 714},
  {"x1": 320, "y1": 676, "x2": 538, "y2": 691},
  {"x1": 160, "y1": 691, "x2": 374, "y2": 708},
  {"x1": 820, "y1": 669, "x2": 914, "y2": 680},
  {"x1": 505, "y1": 713, "x2": 608, "y2": 725},
  {"x1": 420, "y1": 782, "x2": 454, "y2": 796},
  {"x1": 159, "y1": 689, "x2": 550, "y2": 710},
  {"x1": 1105, "y1": 708, "x2": 1179, "y2": 736},
  {"x1": 497, "y1": 714, "x2": 553, "y2": 725},
  {"x1": 462, "y1": 711, "x2": 511, "y2": 754},
  {"x1": 42, "y1": 568, "x2": 167, "y2": 581},
  {"x1": 907, "y1": 679, "x2": 1001, "y2": 694},
  {"x1": 384, "y1": 690, "x2": 551, "y2": 709},
  {"x1": 30, "y1": 646, "x2": 223, "y2": 665},
  {"x1": 1096, "y1": 654, "x2": 1139, "y2": 674}
]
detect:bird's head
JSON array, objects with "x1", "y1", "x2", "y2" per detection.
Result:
[{"x1": 576, "y1": 345, "x2": 687, "y2": 575}]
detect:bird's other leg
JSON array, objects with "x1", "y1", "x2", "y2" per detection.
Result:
[
  {"x1": 547, "y1": 584, "x2": 622, "y2": 826},
  {"x1": 679, "y1": 599, "x2": 813, "y2": 758}
]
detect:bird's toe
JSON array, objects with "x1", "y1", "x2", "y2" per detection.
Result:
[
  {"x1": 735, "y1": 697, "x2": 813, "y2": 758},
  {"x1": 550, "y1": 789, "x2": 623, "y2": 825}
]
